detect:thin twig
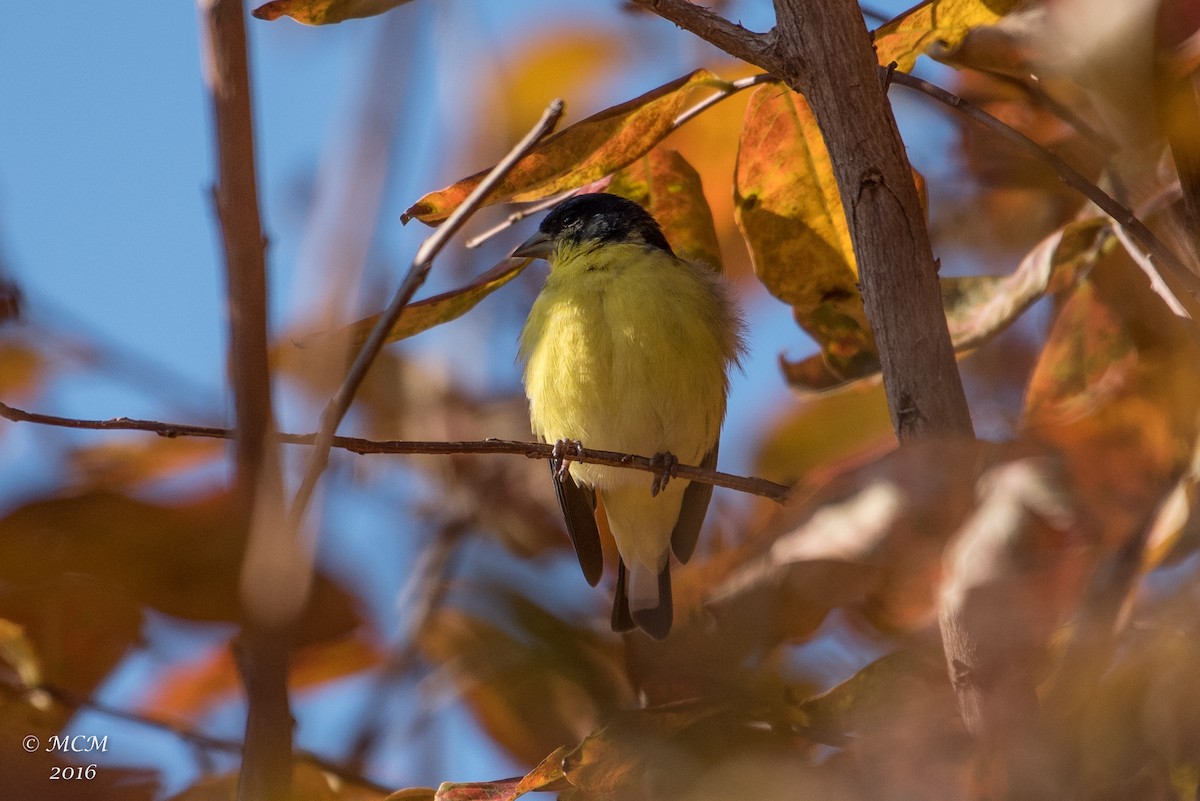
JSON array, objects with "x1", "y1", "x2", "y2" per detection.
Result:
[
  {"x1": 463, "y1": 73, "x2": 777, "y2": 250},
  {"x1": 287, "y1": 99, "x2": 566, "y2": 532},
  {"x1": 0, "y1": 678, "x2": 393, "y2": 796},
  {"x1": 889, "y1": 68, "x2": 1200, "y2": 309},
  {"x1": 0, "y1": 401, "x2": 791, "y2": 503}
]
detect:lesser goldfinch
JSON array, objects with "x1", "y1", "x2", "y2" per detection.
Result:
[{"x1": 514, "y1": 193, "x2": 744, "y2": 639}]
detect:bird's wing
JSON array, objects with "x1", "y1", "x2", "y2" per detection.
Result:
[
  {"x1": 670, "y1": 441, "x2": 718, "y2": 563},
  {"x1": 551, "y1": 461, "x2": 604, "y2": 586}
]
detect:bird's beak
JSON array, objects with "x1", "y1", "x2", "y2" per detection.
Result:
[{"x1": 511, "y1": 230, "x2": 554, "y2": 260}]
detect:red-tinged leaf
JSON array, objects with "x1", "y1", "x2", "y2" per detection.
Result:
[
  {"x1": 292, "y1": 257, "x2": 531, "y2": 352},
  {"x1": 561, "y1": 705, "x2": 728, "y2": 794},
  {"x1": 252, "y1": 0, "x2": 413, "y2": 25},
  {"x1": 734, "y1": 84, "x2": 877, "y2": 378},
  {"x1": 609, "y1": 148, "x2": 724, "y2": 271},
  {"x1": 709, "y1": 440, "x2": 1062, "y2": 648},
  {"x1": 1023, "y1": 281, "x2": 1137, "y2": 428},
  {"x1": 140, "y1": 632, "x2": 381, "y2": 720},
  {"x1": 873, "y1": 0, "x2": 1026, "y2": 71},
  {"x1": 434, "y1": 780, "x2": 521, "y2": 801},
  {"x1": 430, "y1": 750, "x2": 570, "y2": 801},
  {"x1": 403, "y1": 70, "x2": 719, "y2": 225}
]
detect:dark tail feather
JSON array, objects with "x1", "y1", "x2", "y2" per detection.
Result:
[
  {"x1": 630, "y1": 564, "x2": 672, "y2": 640},
  {"x1": 611, "y1": 558, "x2": 635, "y2": 632}
]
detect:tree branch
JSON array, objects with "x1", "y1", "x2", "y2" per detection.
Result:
[
  {"x1": 630, "y1": 0, "x2": 776, "y2": 67},
  {"x1": 0, "y1": 401, "x2": 791, "y2": 503},
  {"x1": 198, "y1": 1, "x2": 291, "y2": 799}
]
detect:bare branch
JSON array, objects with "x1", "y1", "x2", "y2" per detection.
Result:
[
  {"x1": 628, "y1": 0, "x2": 776, "y2": 68},
  {"x1": 0, "y1": 401, "x2": 791, "y2": 503},
  {"x1": 199, "y1": 2, "x2": 292, "y2": 800},
  {"x1": 287, "y1": 99, "x2": 566, "y2": 531}
]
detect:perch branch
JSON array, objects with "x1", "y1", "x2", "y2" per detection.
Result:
[{"x1": 0, "y1": 401, "x2": 791, "y2": 503}]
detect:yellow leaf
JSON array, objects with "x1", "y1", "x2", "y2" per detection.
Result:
[
  {"x1": 873, "y1": 0, "x2": 1026, "y2": 71},
  {"x1": 609, "y1": 148, "x2": 723, "y2": 272},
  {"x1": 293, "y1": 257, "x2": 530, "y2": 352},
  {"x1": 252, "y1": 0, "x2": 413, "y2": 25},
  {"x1": 403, "y1": 70, "x2": 720, "y2": 225},
  {"x1": 734, "y1": 85, "x2": 876, "y2": 376}
]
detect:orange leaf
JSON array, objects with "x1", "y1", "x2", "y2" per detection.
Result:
[
  {"x1": 403, "y1": 70, "x2": 719, "y2": 225},
  {"x1": 734, "y1": 84, "x2": 876, "y2": 377},
  {"x1": 873, "y1": 0, "x2": 1025, "y2": 71},
  {"x1": 292, "y1": 257, "x2": 531, "y2": 352},
  {"x1": 609, "y1": 148, "x2": 724, "y2": 272},
  {"x1": 252, "y1": 0, "x2": 414, "y2": 25}
]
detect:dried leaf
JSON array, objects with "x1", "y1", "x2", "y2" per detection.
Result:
[
  {"x1": 403, "y1": 70, "x2": 719, "y2": 225},
  {"x1": 251, "y1": 0, "x2": 413, "y2": 25},
  {"x1": 610, "y1": 148, "x2": 724, "y2": 271},
  {"x1": 141, "y1": 633, "x2": 382, "y2": 719},
  {"x1": 941, "y1": 216, "x2": 1107, "y2": 350},
  {"x1": 417, "y1": 598, "x2": 629, "y2": 765},
  {"x1": 735, "y1": 85, "x2": 876, "y2": 377},
  {"x1": 874, "y1": 0, "x2": 1027, "y2": 71},
  {"x1": 561, "y1": 704, "x2": 727, "y2": 794},
  {"x1": 1023, "y1": 281, "x2": 1137, "y2": 428},
  {"x1": 292, "y1": 258, "x2": 531, "y2": 352},
  {"x1": 0, "y1": 491, "x2": 360, "y2": 640},
  {"x1": 428, "y1": 747, "x2": 570, "y2": 801},
  {"x1": 783, "y1": 217, "x2": 1106, "y2": 392},
  {"x1": 791, "y1": 644, "x2": 950, "y2": 738}
]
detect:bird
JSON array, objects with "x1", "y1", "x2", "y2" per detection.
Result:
[{"x1": 514, "y1": 192, "x2": 744, "y2": 639}]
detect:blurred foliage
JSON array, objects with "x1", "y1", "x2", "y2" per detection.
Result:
[{"x1": 3, "y1": 0, "x2": 1200, "y2": 800}]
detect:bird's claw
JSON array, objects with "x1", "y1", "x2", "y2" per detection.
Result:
[
  {"x1": 649, "y1": 452, "x2": 678, "y2": 497},
  {"x1": 551, "y1": 439, "x2": 584, "y2": 483}
]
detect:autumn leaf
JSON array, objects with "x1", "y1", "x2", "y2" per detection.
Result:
[
  {"x1": 292, "y1": 257, "x2": 532, "y2": 352},
  {"x1": 424, "y1": 747, "x2": 571, "y2": 801},
  {"x1": 609, "y1": 148, "x2": 724, "y2": 271},
  {"x1": 417, "y1": 597, "x2": 630, "y2": 765},
  {"x1": 942, "y1": 216, "x2": 1108, "y2": 350},
  {"x1": 735, "y1": 84, "x2": 876, "y2": 378},
  {"x1": 403, "y1": 70, "x2": 719, "y2": 225},
  {"x1": 251, "y1": 0, "x2": 413, "y2": 25},
  {"x1": 781, "y1": 217, "x2": 1107, "y2": 392},
  {"x1": 873, "y1": 0, "x2": 1026, "y2": 71},
  {"x1": 1023, "y1": 281, "x2": 1137, "y2": 428}
]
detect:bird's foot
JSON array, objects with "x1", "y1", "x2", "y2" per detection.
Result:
[
  {"x1": 551, "y1": 439, "x2": 584, "y2": 483},
  {"x1": 649, "y1": 452, "x2": 678, "y2": 497}
]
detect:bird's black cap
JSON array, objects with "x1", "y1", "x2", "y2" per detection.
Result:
[{"x1": 517, "y1": 193, "x2": 673, "y2": 258}]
